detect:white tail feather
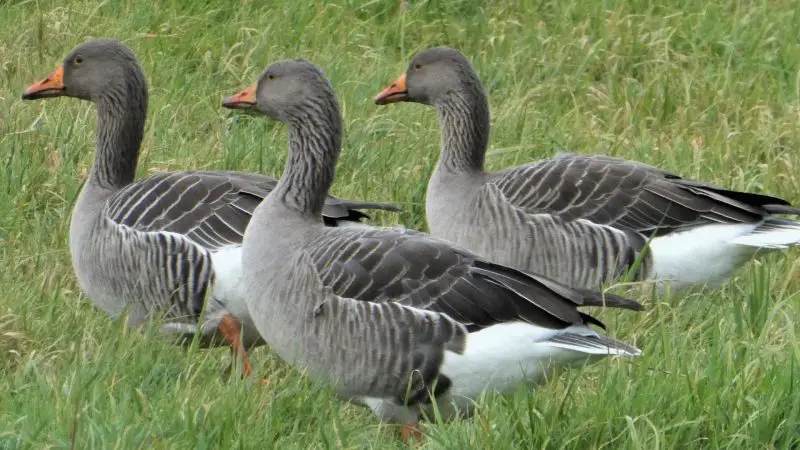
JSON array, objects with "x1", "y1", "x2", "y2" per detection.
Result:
[
  {"x1": 647, "y1": 220, "x2": 800, "y2": 290},
  {"x1": 728, "y1": 218, "x2": 800, "y2": 249},
  {"x1": 543, "y1": 333, "x2": 642, "y2": 356}
]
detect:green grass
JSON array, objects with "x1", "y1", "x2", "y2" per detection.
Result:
[{"x1": 1, "y1": 0, "x2": 799, "y2": 448}]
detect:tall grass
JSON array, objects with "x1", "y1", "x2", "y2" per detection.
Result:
[{"x1": 0, "y1": 0, "x2": 798, "y2": 448}]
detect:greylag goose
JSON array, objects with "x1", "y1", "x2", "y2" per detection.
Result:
[
  {"x1": 20, "y1": 39, "x2": 400, "y2": 378},
  {"x1": 375, "y1": 47, "x2": 800, "y2": 293},
  {"x1": 221, "y1": 59, "x2": 641, "y2": 441}
]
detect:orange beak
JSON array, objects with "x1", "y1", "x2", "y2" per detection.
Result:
[
  {"x1": 21, "y1": 65, "x2": 66, "y2": 100},
  {"x1": 374, "y1": 72, "x2": 408, "y2": 105},
  {"x1": 221, "y1": 83, "x2": 257, "y2": 109}
]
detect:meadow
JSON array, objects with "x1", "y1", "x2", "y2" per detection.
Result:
[{"x1": 0, "y1": 0, "x2": 799, "y2": 448}]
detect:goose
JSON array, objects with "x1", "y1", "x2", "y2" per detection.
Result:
[
  {"x1": 20, "y1": 39, "x2": 400, "y2": 379},
  {"x1": 221, "y1": 59, "x2": 642, "y2": 441},
  {"x1": 374, "y1": 47, "x2": 800, "y2": 293}
]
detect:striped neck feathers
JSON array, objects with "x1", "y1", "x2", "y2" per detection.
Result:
[
  {"x1": 90, "y1": 76, "x2": 147, "y2": 191},
  {"x1": 272, "y1": 99, "x2": 343, "y2": 219},
  {"x1": 435, "y1": 81, "x2": 490, "y2": 175}
]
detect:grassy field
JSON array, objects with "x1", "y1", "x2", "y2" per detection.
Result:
[{"x1": 1, "y1": 0, "x2": 799, "y2": 448}]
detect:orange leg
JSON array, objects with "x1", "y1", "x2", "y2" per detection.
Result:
[
  {"x1": 400, "y1": 423, "x2": 424, "y2": 444},
  {"x1": 218, "y1": 315, "x2": 255, "y2": 378}
]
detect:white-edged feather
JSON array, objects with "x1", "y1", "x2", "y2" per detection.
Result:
[{"x1": 728, "y1": 218, "x2": 800, "y2": 249}]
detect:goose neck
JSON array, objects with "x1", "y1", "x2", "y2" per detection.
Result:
[
  {"x1": 436, "y1": 87, "x2": 490, "y2": 176},
  {"x1": 271, "y1": 107, "x2": 342, "y2": 219},
  {"x1": 90, "y1": 87, "x2": 147, "y2": 191}
]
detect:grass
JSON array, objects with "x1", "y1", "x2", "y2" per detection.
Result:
[{"x1": 0, "y1": 0, "x2": 799, "y2": 448}]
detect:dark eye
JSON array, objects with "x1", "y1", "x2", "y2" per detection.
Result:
[
  {"x1": 267, "y1": 73, "x2": 275, "y2": 80},
  {"x1": 414, "y1": 63, "x2": 422, "y2": 70},
  {"x1": 74, "y1": 56, "x2": 84, "y2": 65}
]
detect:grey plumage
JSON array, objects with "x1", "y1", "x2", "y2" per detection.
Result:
[
  {"x1": 266, "y1": 256, "x2": 467, "y2": 405},
  {"x1": 306, "y1": 227, "x2": 640, "y2": 331},
  {"x1": 490, "y1": 154, "x2": 797, "y2": 236},
  {"x1": 375, "y1": 47, "x2": 800, "y2": 292},
  {"x1": 105, "y1": 170, "x2": 398, "y2": 250},
  {"x1": 21, "y1": 40, "x2": 400, "y2": 373},
  {"x1": 228, "y1": 59, "x2": 640, "y2": 431}
]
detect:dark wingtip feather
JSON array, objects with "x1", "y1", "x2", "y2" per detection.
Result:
[
  {"x1": 324, "y1": 203, "x2": 403, "y2": 225},
  {"x1": 675, "y1": 179, "x2": 797, "y2": 210},
  {"x1": 579, "y1": 312, "x2": 606, "y2": 330},
  {"x1": 469, "y1": 259, "x2": 641, "y2": 330},
  {"x1": 339, "y1": 200, "x2": 403, "y2": 213},
  {"x1": 763, "y1": 204, "x2": 800, "y2": 217},
  {"x1": 363, "y1": 202, "x2": 403, "y2": 213},
  {"x1": 575, "y1": 289, "x2": 645, "y2": 311}
]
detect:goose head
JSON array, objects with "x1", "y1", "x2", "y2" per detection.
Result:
[
  {"x1": 221, "y1": 59, "x2": 336, "y2": 123},
  {"x1": 374, "y1": 47, "x2": 481, "y2": 107},
  {"x1": 22, "y1": 39, "x2": 145, "y2": 103}
]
